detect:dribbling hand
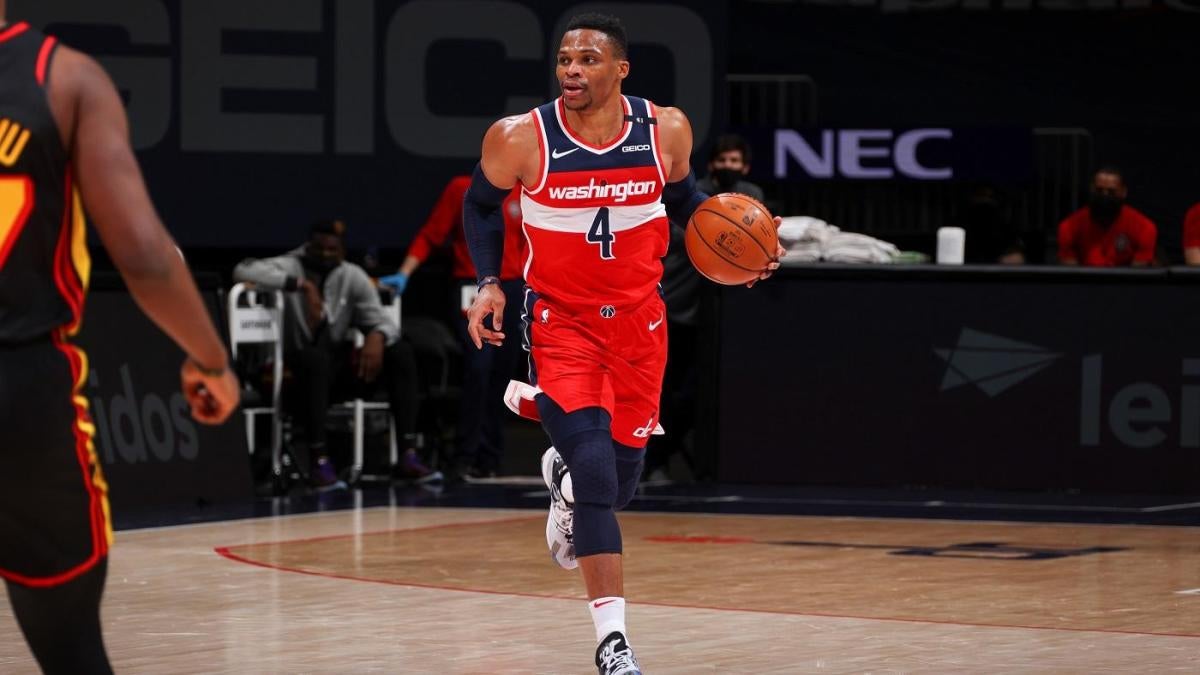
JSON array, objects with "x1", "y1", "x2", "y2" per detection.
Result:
[
  {"x1": 746, "y1": 216, "x2": 787, "y2": 288},
  {"x1": 181, "y1": 359, "x2": 240, "y2": 424},
  {"x1": 467, "y1": 284, "x2": 506, "y2": 349}
]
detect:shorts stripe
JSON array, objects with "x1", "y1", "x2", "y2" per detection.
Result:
[{"x1": 0, "y1": 337, "x2": 112, "y2": 587}]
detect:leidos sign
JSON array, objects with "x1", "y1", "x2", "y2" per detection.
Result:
[{"x1": 937, "y1": 328, "x2": 1200, "y2": 450}]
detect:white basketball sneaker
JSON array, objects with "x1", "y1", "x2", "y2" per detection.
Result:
[
  {"x1": 595, "y1": 631, "x2": 641, "y2": 675},
  {"x1": 540, "y1": 447, "x2": 577, "y2": 569}
]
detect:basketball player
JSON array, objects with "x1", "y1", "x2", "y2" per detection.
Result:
[
  {"x1": 464, "y1": 13, "x2": 782, "y2": 674},
  {"x1": 0, "y1": 9, "x2": 239, "y2": 673}
]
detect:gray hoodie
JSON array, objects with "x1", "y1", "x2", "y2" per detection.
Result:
[{"x1": 233, "y1": 246, "x2": 399, "y2": 353}]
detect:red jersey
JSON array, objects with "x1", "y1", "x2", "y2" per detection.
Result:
[
  {"x1": 1057, "y1": 205, "x2": 1157, "y2": 267},
  {"x1": 405, "y1": 176, "x2": 525, "y2": 280},
  {"x1": 521, "y1": 95, "x2": 669, "y2": 312},
  {"x1": 1183, "y1": 203, "x2": 1200, "y2": 249}
]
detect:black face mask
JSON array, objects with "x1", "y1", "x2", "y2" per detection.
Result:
[
  {"x1": 711, "y1": 168, "x2": 742, "y2": 192},
  {"x1": 302, "y1": 253, "x2": 339, "y2": 275},
  {"x1": 1088, "y1": 194, "x2": 1124, "y2": 227}
]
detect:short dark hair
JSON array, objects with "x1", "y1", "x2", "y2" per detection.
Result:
[
  {"x1": 710, "y1": 134, "x2": 752, "y2": 165},
  {"x1": 565, "y1": 13, "x2": 628, "y2": 59},
  {"x1": 1094, "y1": 164, "x2": 1124, "y2": 185},
  {"x1": 309, "y1": 219, "x2": 346, "y2": 238}
]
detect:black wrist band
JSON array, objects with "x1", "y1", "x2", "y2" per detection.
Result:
[
  {"x1": 188, "y1": 357, "x2": 227, "y2": 377},
  {"x1": 477, "y1": 275, "x2": 501, "y2": 290}
]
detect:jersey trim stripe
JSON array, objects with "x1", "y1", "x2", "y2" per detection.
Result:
[
  {"x1": 646, "y1": 100, "x2": 667, "y2": 184},
  {"x1": 529, "y1": 108, "x2": 550, "y2": 194},
  {"x1": 0, "y1": 337, "x2": 111, "y2": 588},
  {"x1": 52, "y1": 171, "x2": 86, "y2": 333},
  {"x1": 0, "y1": 22, "x2": 28, "y2": 44},
  {"x1": 553, "y1": 95, "x2": 633, "y2": 154},
  {"x1": 520, "y1": 196, "x2": 666, "y2": 234},
  {"x1": 35, "y1": 36, "x2": 57, "y2": 86}
]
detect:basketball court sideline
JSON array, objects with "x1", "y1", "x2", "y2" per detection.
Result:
[{"x1": 2, "y1": 496, "x2": 1198, "y2": 673}]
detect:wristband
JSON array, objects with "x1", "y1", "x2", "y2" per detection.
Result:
[
  {"x1": 188, "y1": 357, "x2": 227, "y2": 377},
  {"x1": 477, "y1": 275, "x2": 501, "y2": 290}
]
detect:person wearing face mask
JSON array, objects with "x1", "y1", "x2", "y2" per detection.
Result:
[
  {"x1": 696, "y1": 134, "x2": 765, "y2": 202},
  {"x1": 233, "y1": 220, "x2": 441, "y2": 490},
  {"x1": 1057, "y1": 166, "x2": 1157, "y2": 267}
]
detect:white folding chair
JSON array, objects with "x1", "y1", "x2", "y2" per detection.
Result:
[
  {"x1": 227, "y1": 282, "x2": 285, "y2": 481},
  {"x1": 344, "y1": 291, "x2": 401, "y2": 483}
]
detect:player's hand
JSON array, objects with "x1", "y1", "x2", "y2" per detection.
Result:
[
  {"x1": 181, "y1": 358, "x2": 240, "y2": 425},
  {"x1": 358, "y1": 331, "x2": 385, "y2": 382},
  {"x1": 467, "y1": 284, "x2": 506, "y2": 349},
  {"x1": 747, "y1": 216, "x2": 787, "y2": 288}
]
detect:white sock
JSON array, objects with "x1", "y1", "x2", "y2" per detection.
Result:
[{"x1": 589, "y1": 596, "x2": 627, "y2": 643}]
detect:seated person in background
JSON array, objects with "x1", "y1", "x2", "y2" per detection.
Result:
[
  {"x1": 379, "y1": 177, "x2": 526, "y2": 480},
  {"x1": 696, "y1": 133, "x2": 765, "y2": 202},
  {"x1": 1058, "y1": 166, "x2": 1157, "y2": 267},
  {"x1": 1182, "y1": 202, "x2": 1200, "y2": 265},
  {"x1": 957, "y1": 185, "x2": 1025, "y2": 264},
  {"x1": 234, "y1": 220, "x2": 440, "y2": 489}
]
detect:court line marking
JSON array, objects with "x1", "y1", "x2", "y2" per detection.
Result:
[
  {"x1": 518, "y1": 491, "x2": 1200, "y2": 515},
  {"x1": 1175, "y1": 588, "x2": 1200, "y2": 595},
  {"x1": 213, "y1": 515, "x2": 1200, "y2": 640}
]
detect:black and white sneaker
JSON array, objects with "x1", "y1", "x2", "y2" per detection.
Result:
[
  {"x1": 595, "y1": 631, "x2": 641, "y2": 675},
  {"x1": 540, "y1": 447, "x2": 577, "y2": 569}
]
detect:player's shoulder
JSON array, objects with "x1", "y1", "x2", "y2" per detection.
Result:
[
  {"x1": 48, "y1": 44, "x2": 110, "y2": 92},
  {"x1": 484, "y1": 113, "x2": 539, "y2": 147}
]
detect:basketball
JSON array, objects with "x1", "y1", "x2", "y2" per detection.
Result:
[{"x1": 685, "y1": 193, "x2": 778, "y2": 285}]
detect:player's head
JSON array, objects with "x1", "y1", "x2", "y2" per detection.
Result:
[
  {"x1": 557, "y1": 13, "x2": 629, "y2": 111},
  {"x1": 304, "y1": 219, "x2": 345, "y2": 273}
]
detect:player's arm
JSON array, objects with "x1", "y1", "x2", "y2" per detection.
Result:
[
  {"x1": 658, "y1": 107, "x2": 783, "y2": 286},
  {"x1": 53, "y1": 48, "x2": 238, "y2": 423},
  {"x1": 464, "y1": 115, "x2": 536, "y2": 349},
  {"x1": 656, "y1": 107, "x2": 708, "y2": 226}
]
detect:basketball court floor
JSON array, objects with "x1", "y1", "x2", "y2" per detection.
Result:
[{"x1": 2, "y1": 483, "x2": 1199, "y2": 673}]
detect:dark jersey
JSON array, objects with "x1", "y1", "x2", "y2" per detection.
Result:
[{"x1": 0, "y1": 22, "x2": 89, "y2": 343}]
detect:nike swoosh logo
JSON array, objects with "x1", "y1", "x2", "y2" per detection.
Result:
[
  {"x1": 593, "y1": 599, "x2": 618, "y2": 608},
  {"x1": 648, "y1": 316, "x2": 664, "y2": 331},
  {"x1": 551, "y1": 147, "x2": 579, "y2": 159}
]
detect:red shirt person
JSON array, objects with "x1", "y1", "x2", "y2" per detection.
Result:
[
  {"x1": 1058, "y1": 167, "x2": 1157, "y2": 267},
  {"x1": 378, "y1": 176, "x2": 525, "y2": 292},
  {"x1": 1181, "y1": 203, "x2": 1200, "y2": 265}
]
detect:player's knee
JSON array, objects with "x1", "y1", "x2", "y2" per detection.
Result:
[
  {"x1": 613, "y1": 442, "x2": 645, "y2": 510},
  {"x1": 561, "y1": 431, "x2": 619, "y2": 507},
  {"x1": 574, "y1": 502, "x2": 623, "y2": 557}
]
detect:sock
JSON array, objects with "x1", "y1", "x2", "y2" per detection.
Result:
[{"x1": 589, "y1": 596, "x2": 626, "y2": 643}]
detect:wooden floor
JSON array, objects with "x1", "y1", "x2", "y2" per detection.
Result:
[{"x1": 2, "y1": 505, "x2": 1199, "y2": 673}]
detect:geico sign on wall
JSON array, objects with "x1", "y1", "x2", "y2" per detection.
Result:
[
  {"x1": 12, "y1": 0, "x2": 720, "y2": 247},
  {"x1": 14, "y1": 0, "x2": 714, "y2": 156}
]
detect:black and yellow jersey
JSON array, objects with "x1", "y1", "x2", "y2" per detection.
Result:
[{"x1": 0, "y1": 22, "x2": 89, "y2": 344}]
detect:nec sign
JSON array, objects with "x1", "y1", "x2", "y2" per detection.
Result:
[{"x1": 774, "y1": 128, "x2": 953, "y2": 180}]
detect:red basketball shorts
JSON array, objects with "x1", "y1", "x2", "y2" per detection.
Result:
[{"x1": 521, "y1": 288, "x2": 667, "y2": 448}]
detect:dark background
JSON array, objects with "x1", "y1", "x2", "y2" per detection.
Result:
[{"x1": 16, "y1": 0, "x2": 1198, "y2": 266}]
